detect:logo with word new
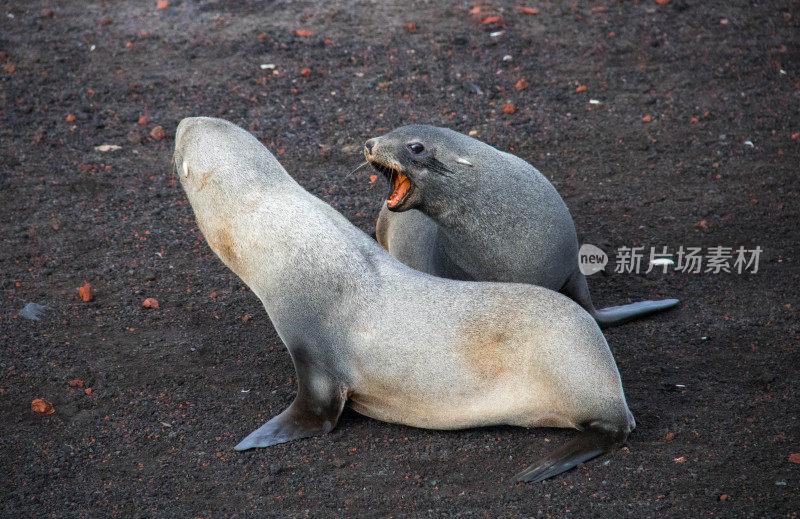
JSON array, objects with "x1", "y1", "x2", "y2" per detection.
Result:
[{"x1": 579, "y1": 244, "x2": 608, "y2": 276}]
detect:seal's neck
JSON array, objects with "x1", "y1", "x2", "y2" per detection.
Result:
[
  {"x1": 421, "y1": 183, "x2": 502, "y2": 240},
  {"x1": 197, "y1": 187, "x2": 387, "y2": 320}
]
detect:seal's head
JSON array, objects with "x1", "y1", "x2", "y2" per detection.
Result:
[
  {"x1": 364, "y1": 125, "x2": 477, "y2": 212},
  {"x1": 173, "y1": 117, "x2": 244, "y2": 206},
  {"x1": 173, "y1": 117, "x2": 291, "y2": 212},
  {"x1": 173, "y1": 117, "x2": 296, "y2": 278}
]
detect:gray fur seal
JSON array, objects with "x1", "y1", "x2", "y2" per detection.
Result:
[
  {"x1": 174, "y1": 116, "x2": 635, "y2": 483},
  {"x1": 365, "y1": 125, "x2": 679, "y2": 328}
]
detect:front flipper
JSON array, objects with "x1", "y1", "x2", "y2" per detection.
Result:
[{"x1": 235, "y1": 362, "x2": 347, "y2": 451}]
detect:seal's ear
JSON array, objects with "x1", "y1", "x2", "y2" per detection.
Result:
[{"x1": 455, "y1": 157, "x2": 473, "y2": 167}]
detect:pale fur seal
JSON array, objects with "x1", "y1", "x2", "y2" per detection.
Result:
[
  {"x1": 174, "y1": 116, "x2": 635, "y2": 483},
  {"x1": 365, "y1": 125, "x2": 679, "y2": 328}
]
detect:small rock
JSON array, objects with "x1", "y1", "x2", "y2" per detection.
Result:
[
  {"x1": 20, "y1": 302, "x2": 51, "y2": 321},
  {"x1": 66, "y1": 114, "x2": 76, "y2": 122},
  {"x1": 300, "y1": 68, "x2": 312, "y2": 77},
  {"x1": 142, "y1": 298, "x2": 159, "y2": 309},
  {"x1": 69, "y1": 379, "x2": 85, "y2": 388},
  {"x1": 31, "y1": 398, "x2": 55, "y2": 415},
  {"x1": 149, "y1": 125, "x2": 165, "y2": 140},
  {"x1": 269, "y1": 464, "x2": 282, "y2": 474},
  {"x1": 79, "y1": 283, "x2": 94, "y2": 302},
  {"x1": 94, "y1": 144, "x2": 122, "y2": 152},
  {"x1": 515, "y1": 79, "x2": 529, "y2": 91},
  {"x1": 502, "y1": 103, "x2": 516, "y2": 115},
  {"x1": 642, "y1": 115, "x2": 653, "y2": 123},
  {"x1": 789, "y1": 453, "x2": 800, "y2": 464},
  {"x1": 575, "y1": 85, "x2": 587, "y2": 93},
  {"x1": 664, "y1": 432, "x2": 675, "y2": 442}
]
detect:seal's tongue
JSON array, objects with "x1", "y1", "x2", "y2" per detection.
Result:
[{"x1": 387, "y1": 171, "x2": 412, "y2": 208}]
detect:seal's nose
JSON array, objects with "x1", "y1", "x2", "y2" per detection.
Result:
[{"x1": 364, "y1": 139, "x2": 375, "y2": 155}]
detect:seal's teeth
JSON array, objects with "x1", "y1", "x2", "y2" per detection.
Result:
[{"x1": 182, "y1": 160, "x2": 189, "y2": 178}]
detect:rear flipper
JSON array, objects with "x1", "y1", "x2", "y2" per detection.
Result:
[
  {"x1": 593, "y1": 298, "x2": 680, "y2": 328},
  {"x1": 561, "y1": 272, "x2": 679, "y2": 329},
  {"x1": 515, "y1": 421, "x2": 628, "y2": 483}
]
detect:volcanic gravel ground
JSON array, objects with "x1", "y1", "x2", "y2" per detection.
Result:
[{"x1": 1, "y1": 1, "x2": 798, "y2": 517}]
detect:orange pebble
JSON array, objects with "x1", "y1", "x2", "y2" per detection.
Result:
[
  {"x1": 79, "y1": 283, "x2": 94, "y2": 302},
  {"x1": 31, "y1": 398, "x2": 55, "y2": 415}
]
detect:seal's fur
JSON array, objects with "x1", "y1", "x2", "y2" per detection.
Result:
[
  {"x1": 175, "y1": 117, "x2": 635, "y2": 483},
  {"x1": 367, "y1": 125, "x2": 679, "y2": 328}
]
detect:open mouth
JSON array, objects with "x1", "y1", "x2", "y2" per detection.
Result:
[{"x1": 369, "y1": 160, "x2": 416, "y2": 209}]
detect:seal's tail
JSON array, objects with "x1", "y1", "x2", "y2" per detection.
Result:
[
  {"x1": 561, "y1": 272, "x2": 679, "y2": 329},
  {"x1": 515, "y1": 421, "x2": 629, "y2": 483}
]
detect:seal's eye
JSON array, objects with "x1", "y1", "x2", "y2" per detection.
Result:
[{"x1": 407, "y1": 142, "x2": 425, "y2": 155}]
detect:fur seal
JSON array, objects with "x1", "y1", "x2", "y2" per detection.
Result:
[
  {"x1": 174, "y1": 116, "x2": 635, "y2": 483},
  {"x1": 365, "y1": 125, "x2": 679, "y2": 328}
]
